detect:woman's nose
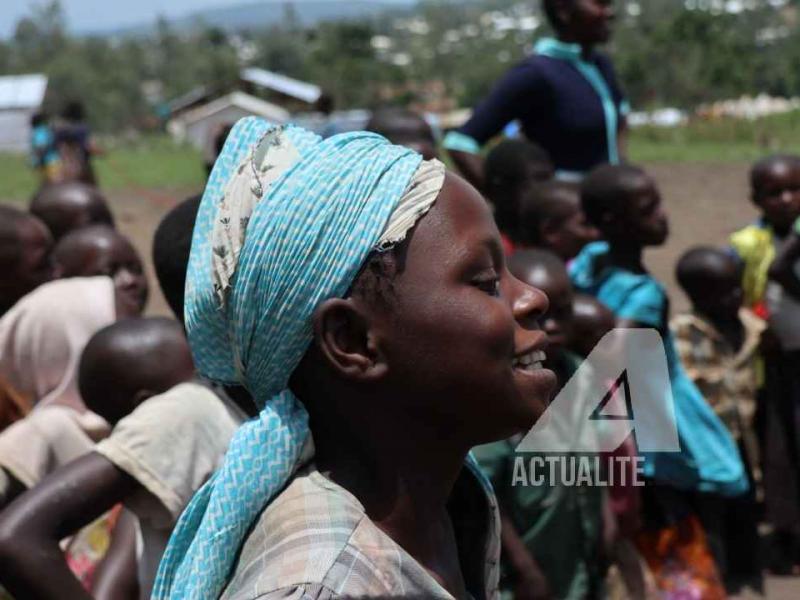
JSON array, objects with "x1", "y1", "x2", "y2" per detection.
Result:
[{"x1": 509, "y1": 274, "x2": 549, "y2": 326}]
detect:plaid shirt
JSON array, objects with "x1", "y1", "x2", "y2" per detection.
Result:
[
  {"x1": 670, "y1": 309, "x2": 765, "y2": 488},
  {"x1": 220, "y1": 462, "x2": 500, "y2": 599}
]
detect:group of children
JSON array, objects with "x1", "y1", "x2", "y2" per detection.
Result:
[
  {"x1": 472, "y1": 138, "x2": 800, "y2": 598},
  {"x1": 0, "y1": 176, "x2": 249, "y2": 598},
  {"x1": 0, "y1": 107, "x2": 794, "y2": 600}
]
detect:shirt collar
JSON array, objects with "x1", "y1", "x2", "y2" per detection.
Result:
[{"x1": 535, "y1": 37, "x2": 587, "y2": 63}]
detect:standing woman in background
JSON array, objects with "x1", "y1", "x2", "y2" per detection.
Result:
[{"x1": 445, "y1": 0, "x2": 628, "y2": 187}]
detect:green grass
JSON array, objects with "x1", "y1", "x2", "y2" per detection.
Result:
[
  {"x1": 94, "y1": 135, "x2": 206, "y2": 192},
  {"x1": 3, "y1": 112, "x2": 800, "y2": 201},
  {"x1": 0, "y1": 134, "x2": 205, "y2": 202},
  {"x1": 0, "y1": 153, "x2": 38, "y2": 202},
  {"x1": 628, "y1": 110, "x2": 800, "y2": 163}
]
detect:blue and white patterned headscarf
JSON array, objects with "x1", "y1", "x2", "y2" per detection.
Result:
[{"x1": 152, "y1": 117, "x2": 445, "y2": 598}]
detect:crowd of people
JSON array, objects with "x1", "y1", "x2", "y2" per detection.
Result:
[
  {"x1": 0, "y1": 1, "x2": 797, "y2": 599},
  {"x1": 470, "y1": 142, "x2": 800, "y2": 599}
]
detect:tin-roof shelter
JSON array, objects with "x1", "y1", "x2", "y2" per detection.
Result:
[
  {"x1": 0, "y1": 74, "x2": 48, "y2": 152},
  {"x1": 167, "y1": 91, "x2": 290, "y2": 163}
]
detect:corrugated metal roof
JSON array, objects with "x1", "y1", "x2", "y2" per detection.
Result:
[
  {"x1": 168, "y1": 85, "x2": 212, "y2": 114},
  {"x1": 240, "y1": 67, "x2": 321, "y2": 104},
  {"x1": 0, "y1": 74, "x2": 47, "y2": 110}
]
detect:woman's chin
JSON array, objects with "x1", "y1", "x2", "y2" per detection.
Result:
[
  {"x1": 506, "y1": 377, "x2": 558, "y2": 437},
  {"x1": 522, "y1": 396, "x2": 551, "y2": 429},
  {"x1": 513, "y1": 365, "x2": 558, "y2": 408},
  {"x1": 469, "y1": 369, "x2": 557, "y2": 446}
]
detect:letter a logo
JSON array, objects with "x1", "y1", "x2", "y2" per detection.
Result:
[{"x1": 516, "y1": 329, "x2": 680, "y2": 453}]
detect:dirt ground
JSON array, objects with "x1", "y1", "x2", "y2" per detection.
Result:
[
  {"x1": 644, "y1": 163, "x2": 760, "y2": 315},
  {"x1": 69, "y1": 165, "x2": 800, "y2": 598}
]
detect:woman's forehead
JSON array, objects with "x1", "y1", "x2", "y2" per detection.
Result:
[
  {"x1": 414, "y1": 174, "x2": 496, "y2": 244},
  {"x1": 390, "y1": 174, "x2": 498, "y2": 285}
]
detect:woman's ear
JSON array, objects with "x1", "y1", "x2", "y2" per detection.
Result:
[{"x1": 312, "y1": 298, "x2": 388, "y2": 382}]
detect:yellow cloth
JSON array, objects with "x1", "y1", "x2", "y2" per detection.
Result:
[{"x1": 730, "y1": 223, "x2": 775, "y2": 311}]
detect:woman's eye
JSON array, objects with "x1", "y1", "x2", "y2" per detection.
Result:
[{"x1": 473, "y1": 276, "x2": 500, "y2": 297}]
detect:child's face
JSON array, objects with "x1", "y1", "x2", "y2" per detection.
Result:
[
  {"x1": 371, "y1": 174, "x2": 557, "y2": 443},
  {"x1": 753, "y1": 162, "x2": 800, "y2": 235},
  {"x1": 12, "y1": 217, "x2": 53, "y2": 300},
  {"x1": 73, "y1": 234, "x2": 148, "y2": 317},
  {"x1": 105, "y1": 237, "x2": 148, "y2": 318},
  {"x1": 546, "y1": 205, "x2": 599, "y2": 261},
  {"x1": 515, "y1": 265, "x2": 575, "y2": 361},
  {"x1": 609, "y1": 175, "x2": 668, "y2": 247}
]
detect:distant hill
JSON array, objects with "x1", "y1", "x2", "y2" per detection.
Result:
[{"x1": 107, "y1": 0, "x2": 418, "y2": 36}]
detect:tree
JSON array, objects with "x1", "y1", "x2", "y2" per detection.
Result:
[
  {"x1": 305, "y1": 21, "x2": 406, "y2": 108},
  {"x1": 12, "y1": 1, "x2": 67, "y2": 66}
]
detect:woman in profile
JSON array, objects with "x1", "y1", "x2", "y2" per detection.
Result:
[{"x1": 148, "y1": 117, "x2": 557, "y2": 598}]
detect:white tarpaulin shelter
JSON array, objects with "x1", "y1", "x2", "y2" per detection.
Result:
[
  {"x1": 0, "y1": 74, "x2": 48, "y2": 152},
  {"x1": 168, "y1": 91, "x2": 290, "y2": 163}
]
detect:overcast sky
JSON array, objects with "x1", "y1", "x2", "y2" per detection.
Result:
[
  {"x1": 5, "y1": 0, "x2": 246, "y2": 37},
  {"x1": 4, "y1": 0, "x2": 410, "y2": 38}
]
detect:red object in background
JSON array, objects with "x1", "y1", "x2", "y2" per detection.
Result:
[
  {"x1": 501, "y1": 232, "x2": 516, "y2": 257},
  {"x1": 603, "y1": 433, "x2": 642, "y2": 538},
  {"x1": 753, "y1": 300, "x2": 769, "y2": 320}
]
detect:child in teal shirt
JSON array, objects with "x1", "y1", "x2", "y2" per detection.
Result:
[
  {"x1": 570, "y1": 164, "x2": 747, "y2": 596},
  {"x1": 570, "y1": 164, "x2": 746, "y2": 495}
]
